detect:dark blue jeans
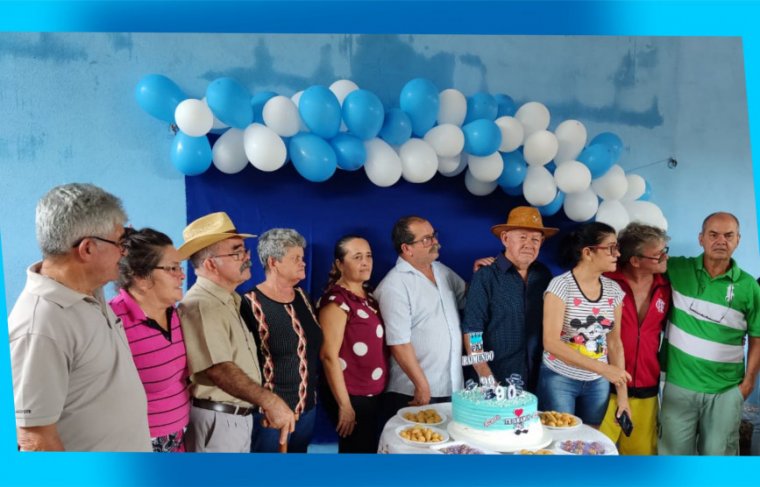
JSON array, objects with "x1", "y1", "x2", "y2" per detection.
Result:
[
  {"x1": 251, "y1": 407, "x2": 316, "y2": 453},
  {"x1": 537, "y1": 363, "x2": 610, "y2": 426}
]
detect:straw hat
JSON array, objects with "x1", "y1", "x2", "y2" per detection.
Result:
[
  {"x1": 490, "y1": 206, "x2": 559, "y2": 239},
  {"x1": 177, "y1": 212, "x2": 256, "y2": 259}
]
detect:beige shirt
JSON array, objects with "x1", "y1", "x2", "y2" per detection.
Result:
[
  {"x1": 8, "y1": 263, "x2": 152, "y2": 452},
  {"x1": 179, "y1": 276, "x2": 262, "y2": 407}
]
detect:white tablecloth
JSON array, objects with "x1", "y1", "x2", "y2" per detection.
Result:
[{"x1": 378, "y1": 403, "x2": 618, "y2": 455}]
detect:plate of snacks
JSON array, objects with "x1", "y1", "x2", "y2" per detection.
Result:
[
  {"x1": 397, "y1": 406, "x2": 446, "y2": 426},
  {"x1": 555, "y1": 440, "x2": 608, "y2": 456},
  {"x1": 514, "y1": 448, "x2": 555, "y2": 455},
  {"x1": 430, "y1": 441, "x2": 498, "y2": 455},
  {"x1": 538, "y1": 410, "x2": 582, "y2": 430},
  {"x1": 395, "y1": 425, "x2": 449, "y2": 446}
]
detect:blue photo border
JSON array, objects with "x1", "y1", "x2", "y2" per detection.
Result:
[{"x1": 1, "y1": 1, "x2": 759, "y2": 486}]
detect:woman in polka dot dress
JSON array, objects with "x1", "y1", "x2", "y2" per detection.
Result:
[{"x1": 318, "y1": 235, "x2": 389, "y2": 453}]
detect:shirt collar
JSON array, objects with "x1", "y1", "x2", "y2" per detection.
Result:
[
  {"x1": 25, "y1": 261, "x2": 101, "y2": 309},
  {"x1": 696, "y1": 253, "x2": 742, "y2": 281},
  {"x1": 109, "y1": 288, "x2": 148, "y2": 323},
  {"x1": 195, "y1": 275, "x2": 241, "y2": 307},
  {"x1": 394, "y1": 256, "x2": 439, "y2": 277}
]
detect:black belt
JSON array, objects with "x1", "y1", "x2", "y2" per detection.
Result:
[{"x1": 192, "y1": 398, "x2": 253, "y2": 416}]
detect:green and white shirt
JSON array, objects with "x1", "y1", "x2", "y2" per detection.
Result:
[{"x1": 665, "y1": 255, "x2": 760, "y2": 393}]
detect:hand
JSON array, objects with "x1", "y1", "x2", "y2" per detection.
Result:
[
  {"x1": 615, "y1": 401, "x2": 632, "y2": 422},
  {"x1": 409, "y1": 387, "x2": 431, "y2": 406},
  {"x1": 261, "y1": 393, "x2": 296, "y2": 446},
  {"x1": 739, "y1": 379, "x2": 754, "y2": 400},
  {"x1": 603, "y1": 365, "x2": 632, "y2": 388},
  {"x1": 472, "y1": 256, "x2": 496, "y2": 272},
  {"x1": 336, "y1": 404, "x2": 357, "y2": 438}
]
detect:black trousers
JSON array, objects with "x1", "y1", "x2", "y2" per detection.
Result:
[{"x1": 321, "y1": 384, "x2": 384, "y2": 453}]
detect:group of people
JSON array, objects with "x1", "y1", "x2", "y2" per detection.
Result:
[{"x1": 8, "y1": 182, "x2": 760, "y2": 456}]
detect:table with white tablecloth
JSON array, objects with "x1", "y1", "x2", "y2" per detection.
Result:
[{"x1": 378, "y1": 403, "x2": 618, "y2": 455}]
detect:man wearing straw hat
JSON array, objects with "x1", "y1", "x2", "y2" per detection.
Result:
[
  {"x1": 461, "y1": 206, "x2": 557, "y2": 393},
  {"x1": 178, "y1": 212, "x2": 295, "y2": 453}
]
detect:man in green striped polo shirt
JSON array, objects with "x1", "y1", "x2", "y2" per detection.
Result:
[{"x1": 659, "y1": 212, "x2": 760, "y2": 455}]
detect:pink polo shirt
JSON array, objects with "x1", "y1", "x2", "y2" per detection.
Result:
[{"x1": 110, "y1": 289, "x2": 190, "y2": 438}]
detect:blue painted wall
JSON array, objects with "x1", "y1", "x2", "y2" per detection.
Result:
[{"x1": 0, "y1": 33, "x2": 757, "y2": 305}]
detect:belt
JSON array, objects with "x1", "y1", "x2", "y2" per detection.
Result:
[{"x1": 192, "y1": 398, "x2": 253, "y2": 416}]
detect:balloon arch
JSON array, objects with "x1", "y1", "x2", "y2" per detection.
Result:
[{"x1": 135, "y1": 74, "x2": 667, "y2": 231}]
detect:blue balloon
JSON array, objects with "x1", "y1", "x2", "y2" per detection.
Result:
[
  {"x1": 463, "y1": 119, "x2": 502, "y2": 156},
  {"x1": 578, "y1": 144, "x2": 613, "y2": 178},
  {"x1": 545, "y1": 161, "x2": 557, "y2": 174},
  {"x1": 494, "y1": 93, "x2": 517, "y2": 117},
  {"x1": 399, "y1": 78, "x2": 439, "y2": 137},
  {"x1": 590, "y1": 132, "x2": 624, "y2": 164},
  {"x1": 289, "y1": 133, "x2": 337, "y2": 182},
  {"x1": 640, "y1": 180, "x2": 652, "y2": 201},
  {"x1": 464, "y1": 92, "x2": 498, "y2": 124},
  {"x1": 501, "y1": 183, "x2": 524, "y2": 197},
  {"x1": 206, "y1": 78, "x2": 253, "y2": 129},
  {"x1": 298, "y1": 85, "x2": 342, "y2": 139},
  {"x1": 498, "y1": 151, "x2": 528, "y2": 189},
  {"x1": 342, "y1": 89, "x2": 385, "y2": 140},
  {"x1": 379, "y1": 108, "x2": 412, "y2": 146},
  {"x1": 171, "y1": 132, "x2": 212, "y2": 176},
  {"x1": 251, "y1": 91, "x2": 277, "y2": 123},
  {"x1": 330, "y1": 133, "x2": 366, "y2": 171},
  {"x1": 135, "y1": 74, "x2": 186, "y2": 123},
  {"x1": 538, "y1": 191, "x2": 566, "y2": 217}
]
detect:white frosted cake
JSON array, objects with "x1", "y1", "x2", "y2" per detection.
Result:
[{"x1": 448, "y1": 388, "x2": 548, "y2": 452}]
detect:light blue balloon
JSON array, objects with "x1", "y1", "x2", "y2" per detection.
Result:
[
  {"x1": 501, "y1": 183, "x2": 524, "y2": 197},
  {"x1": 251, "y1": 91, "x2": 277, "y2": 123},
  {"x1": 399, "y1": 78, "x2": 439, "y2": 137},
  {"x1": 206, "y1": 77, "x2": 253, "y2": 129},
  {"x1": 464, "y1": 92, "x2": 498, "y2": 124},
  {"x1": 342, "y1": 89, "x2": 385, "y2": 140},
  {"x1": 289, "y1": 133, "x2": 337, "y2": 182},
  {"x1": 298, "y1": 85, "x2": 342, "y2": 139},
  {"x1": 379, "y1": 108, "x2": 412, "y2": 146},
  {"x1": 171, "y1": 132, "x2": 212, "y2": 176},
  {"x1": 494, "y1": 93, "x2": 517, "y2": 117},
  {"x1": 640, "y1": 180, "x2": 652, "y2": 201},
  {"x1": 463, "y1": 119, "x2": 502, "y2": 156},
  {"x1": 590, "y1": 132, "x2": 624, "y2": 164},
  {"x1": 498, "y1": 151, "x2": 528, "y2": 189},
  {"x1": 330, "y1": 133, "x2": 366, "y2": 171},
  {"x1": 538, "y1": 191, "x2": 566, "y2": 217},
  {"x1": 135, "y1": 74, "x2": 186, "y2": 123},
  {"x1": 578, "y1": 144, "x2": 614, "y2": 178}
]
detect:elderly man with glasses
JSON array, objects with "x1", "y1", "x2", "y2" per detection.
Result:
[
  {"x1": 9, "y1": 183, "x2": 152, "y2": 451},
  {"x1": 177, "y1": 212, "x2": 295, "y2": 452},
  {"x1": 659, "y1": 212, "x2": 760, "y2": 455},
  {"x1": 597, "y1": 223, "x2": 672, "y2": 455},
  {"x1": 374, "y1": 215, "x2": 468, "y2": 420}
]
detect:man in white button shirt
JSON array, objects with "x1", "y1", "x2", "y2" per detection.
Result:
[{"x1": 375, "y1": 216, "x2": 466, "y2": 420}]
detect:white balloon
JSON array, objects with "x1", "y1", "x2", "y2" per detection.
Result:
[
  {"x1": 464, "y1": 168, "x2": 498, "y2": 196},
  {"x1": 291, "y1": 90, "x2": 303, "y2": 106},
  {"x1": 564, "y1": 188, "x2": 599, "y2": 222},
  {"x1": 438, "y1": 88, "x2": 467, "y2": 126},
  {"x1": 364, "y1": 138, "x2": 402, "y2": 187},
  {"x1": 438, "y1": 153, "x2": 467, "y2": 177},
  {"x1": 424, "y1": 124, "x2": 465, "y2": 157},
  {"x1": 595, "y1": 200, "x2": 630, "y2": 233},
  {"x1": 494, "y1": 116, "x2": 524, "y2": 152},
  {"x1": 554, "y1": 160, "x2": 591, "y2": 194},
  {"x1": 329, "y1": 79, "x2": 359, "y2": 105},
  {"x1": 523, "y1": 166, "x2": 557, "y2": 206},
  {"x1": 523, "y1": 130, "x2": 559, "y2": 166},
  {"x1": 243, "y1": 123, "x2": 287, "y2": 172},
  {"x1": 262, "y1": 96, "x2": 300, "y2": 137},
  {"x1": 467, "y1": 151, "x2": 503, "y2": 183},
  {"x1": 203, "y1": 97, "x2": 229, "y2": 131},
  {"x1": 514, "y1": 101, "x2": 550, "y2": 137},
  {"x1": 291, "y1": 90, "x2": 309, "y2": 133},
  {"x1": 212, "y1": 128, "x2": 248, "y2": 174},
  {"x1": 399, "y1": 139, "x2": 438, "y2": 183},
  {"x1": 621, "y1": 174, "x2": 646, "y2": 202},
  {"x1": 554, "y1": 119, "x2": 587, "y2": 162},
  {"x1": 175, "y1": 99, "x2": 214, "y2": 137},
  {"x1": 591, "y1": 165, "x2": 629, "y2": 201},
  {"x1": 624, "y1": 201, "x2": 665, "y2": 228}
]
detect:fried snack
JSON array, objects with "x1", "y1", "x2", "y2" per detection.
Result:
[
  {"x1": 398, "y1": 426, "x2": 445, "y2": 443},
  {"x1": 539, "y1": 410, "x2": 579, "y2": 427},
  {"x1": 401, "y1": 408, "x2": 443, "y2": 424},
  {"x1": 517, "y1": 449, "x2": 554, "y2": 455}
]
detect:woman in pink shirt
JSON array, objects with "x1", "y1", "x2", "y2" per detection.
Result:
[{"x1": 109, "y1": 228, "x2": 190, "y2": 452}]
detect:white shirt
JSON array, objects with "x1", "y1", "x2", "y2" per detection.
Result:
[{"x1": 374, "y1": 257, "x2": 466, "y2": 397}]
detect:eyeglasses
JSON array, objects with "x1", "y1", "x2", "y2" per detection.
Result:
[
  {"x1": 588, "y1": 243, "x2": 620, "y2": 255},
  {"x1": 409, "y1": 231, "x2": 439, "y2": 248},
  {"x1": 72, "y1": 235, "x2": 126, "y2": 255},
  {"x1": 637, "y1": 246, "x2": 669, "y2": 263},
  {"x1": 210, "y1": 248, "x2": 251, "y2": 262},
  {"x1": 153, "y1": 265, "x2": 185, "y2": 276}
]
